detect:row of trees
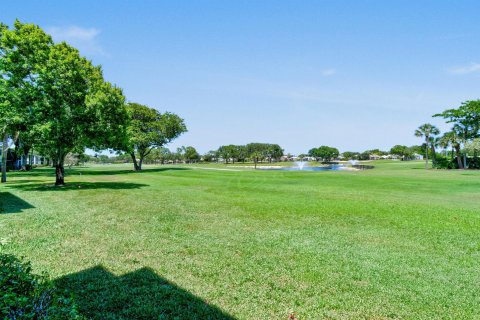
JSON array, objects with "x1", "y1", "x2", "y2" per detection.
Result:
[
  {"x1": 415, "y1": 100, "x2": 480, "y2": 169},
  {"x1": 0, "y1": 20, "x2": 186, "y2": 185},
  {"x1": 308, "y1": 146, "x2": 339, "y2": 162},
  {"x1": 214, "y1": 143, "x2": 283, "y2": 165}
]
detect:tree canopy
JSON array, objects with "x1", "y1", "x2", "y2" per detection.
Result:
[
  {"x1": 308, "y1": 146, "x2": 339, "y2": 162},
  {"x1": 125, "y1": 102, "x2": 187, "y2": 171},
  {"x1": 1, "y1": 20, "x2": 130, "y2": 185}
]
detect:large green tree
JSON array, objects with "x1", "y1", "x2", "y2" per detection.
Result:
[
  {"x1": 308, "y1": 146, "x2": 339, "y2": 162},
  {"x1": 265, "y1": 144, "x2": 283, "y2": 163},
  {"x1": 217, "y1": 145, "x2": 241, "y2": 164},
  {"x1": 1, "y1": 21, "x2": 127, "y2": 185},
  {"x1": 414, "y1": 123, "x2": 440, "y2": 169},
  {"x1": 125, "y1": 103, "x2": 186, "y2": 171},
  {"x1": 33, "y1": 42, "x2": 128, "y2": 185},
  {"x1": 434, "y1": 100, "x2": 480, "y2": 168},
  {"x1": 245, "y1": 143, "x2": 284, "y2": 164},
  {"x1": 0, "y1": 20, "x2": 51, "y2": 182}
]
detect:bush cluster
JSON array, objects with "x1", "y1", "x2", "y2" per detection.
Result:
[{"x1": 0, "y1": 253, "x2": 81, "y2": 319}]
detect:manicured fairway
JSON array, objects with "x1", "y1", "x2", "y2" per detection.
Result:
[{"x1": 1, "y1": 162, "x2": 479, "y2": 319}]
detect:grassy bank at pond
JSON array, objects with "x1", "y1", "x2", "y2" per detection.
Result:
[{"x1": 1, "y1": 161, "x2": 479, "y2": 319}]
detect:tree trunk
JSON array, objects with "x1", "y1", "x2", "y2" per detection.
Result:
[
  {"x1": 55, "y1": 155, "x2": 66, "y2": 186},
  {"x1": 463, "y1": 154, "x2": 467, "y2": 169},
  {"x1": 1, "y1": 133, "x2": 7, "y2": 183},
  {"x1": 454, "y1": 144, "x2": 463, "y2": 169},
  {"x1": 430, "y1": 145, "x2": 437, "y2": 167},
  {"x1": 21, "y1": 146, "x2": 31, "y2": 171},
  {"x1": 138, "y1": 156, "x2": 144, "y2": 171},
  {"x1": 55, "y1": 164, "x2": 65, "y2": 186},
  {"x1": 425, "y1": 139, "x2": 429, "y2": 170},
  {"x1": 130, "y1": 153, "x2": 140, "y2": 171}
]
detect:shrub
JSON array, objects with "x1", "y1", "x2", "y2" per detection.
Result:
[
  {"x1": 432, "y1": 156, "x2": 457, "y2": 169},
  {"x1": 0, "y1": 253, "x2": 82, "y2": 319}
]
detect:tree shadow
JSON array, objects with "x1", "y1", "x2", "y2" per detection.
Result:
[
  {"x1": 10, "y1": 166, "x2": 190, "y2": 178},
  {"x1": 72, "y1": 167, "x2": 190, "y2": 176},
  {"x1": 0, "y1": 192, "x2": 35, "y2": 214},
  {"x1": 9, "y1": 169, "x2": 55, "y2": 178},
  {"x1": 55, "y1": 265, "x2": 235, "y2": 320},
  {"x1": 7, "y1": 182, "x2": 149, "y2": 192}
]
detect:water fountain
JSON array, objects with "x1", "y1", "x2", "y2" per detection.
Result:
[
  {"x1": 256, "y1": 160, "x2": 370, "y2": 171},
  {"x1": 294, "y1": 161, "x2": 307, "y2": 170}
]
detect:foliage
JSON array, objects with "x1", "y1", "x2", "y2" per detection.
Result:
[
  {"x1": 125, "y1": 103, "x2": 186, "y2": 170},
  {"x1": 245, "y1": 143, "x2": 283, "y2": 163},
  {"x1": 0, "y1": 253, "x2": 81, "y2": 319},
  {"x1": 308, "y1": 146, "x2": 339, "y2": 162},
  {"x1": 465, "y1": 138, "x2": 480, "y2": 155},
  {"x1": 431, "y1": 156, "x2": 457, "y2": 169},
  {"x1": 414, "y1": 123, "x2": 440, "y2": 169},
  {"x1": 34, "y1": 43, "x2": 129, "y2": 185},
  {"x1": 341, "y1": 151, "x2": 359, "y2": 160},
  {"x1": 1, "y1": 20, "x2": 129, "y2": 184},
  {"x1": 0, "y1": 21, "x2": 52, "y2": 182},
  {"x1": 389, "y1": 145, "x2": 412, "y2": 159},
  {"x1": 434, "y1": 100, "x2": 480, "y2": 141},
  {"x1": 202, "y1": 150, "x2": 218, "y2": 162},
  {"x1": 183, "y1": 146, "x2": 200, "y2": 163},
  {"x1": 217, "y1": 145, "x2": 238, "y2": 164}
]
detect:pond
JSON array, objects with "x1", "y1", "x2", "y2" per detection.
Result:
[{"x1": 257, "y1": 164, "x2": 350, "y2": 171}]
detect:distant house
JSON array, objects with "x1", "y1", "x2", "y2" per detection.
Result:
[
  {"x1": 15, "y1": 154, "x2": 45, "y2": 168},
  {"x1": 369, "y1": 154, "x2": 381, "y2": 160},
  {"x1": 380, "y1": 154, "x2": 399, "y2": 160},
  {"x1": 413, "y1": 153, "x2": 424, "y2": 160},
  {"x1": 0, "y1": 149, "x2": 45, "y2": 170}
]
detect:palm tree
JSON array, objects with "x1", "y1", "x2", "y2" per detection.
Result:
[
  {"x1": 415, "y1": 123, "x2": 440, "y2": 169},
  {"x1": 439, "y1": 130, "x2": 463, "y2": 169},
  {"x1": 428, "y1": 136, "x2": 441, "y2": 167},
  {"x1": 438, "y1": 132, "x2": 452, "y2": 159}
]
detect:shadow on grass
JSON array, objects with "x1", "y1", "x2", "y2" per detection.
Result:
[
  {"x1": 0, "y1": 192, "x2": 35, "y2": 214},
  {"x1": 7, "y1": 182, "x2": 149, "y2": 192},
  {"x1": 72, "y1": 167, "x2": 190, "y2": 176},
  {"x1": 55, "y1": 266, "x2": 234, "y2": 320},
  {"x1": 10, "y1": 166, "x2": 189, "y2": 178}
]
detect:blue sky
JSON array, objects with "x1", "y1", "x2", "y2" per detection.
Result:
[{"x1": 2, "y1": 1, "x2": 480, "y2": 154}]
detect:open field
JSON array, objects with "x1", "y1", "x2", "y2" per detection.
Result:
[{"x1": 1, "y1": 161, "x2": 480, "y2": 319}]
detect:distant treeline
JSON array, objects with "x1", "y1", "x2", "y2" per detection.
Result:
[{"x1": 70, "y1": 143, "x2": 428, "y2": 166}]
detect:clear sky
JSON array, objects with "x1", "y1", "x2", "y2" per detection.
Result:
[{"x1": 2, "y1": 1, "x2": 480, "y2": 154}]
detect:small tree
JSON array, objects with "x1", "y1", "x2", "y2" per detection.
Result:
[
  {"x1": 184, "y1": 146, "x2": 200, "y2": 163},
  {"x1": 390, "y1": 145, "x2": 411, "y2": 160},
  {"x1": 414, "y1": 123, "x2": 440, "y2": 169},
  {"x1": 125, "y1": 103, "x2": 186, "y2": 171},
  {"x1": 250, "y1": 151, "x2": 262, "y2": 169}
]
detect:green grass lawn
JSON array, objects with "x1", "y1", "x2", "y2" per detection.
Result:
[{"x1": 1, "y1": 161, "x2": 480, "y2": 319}]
